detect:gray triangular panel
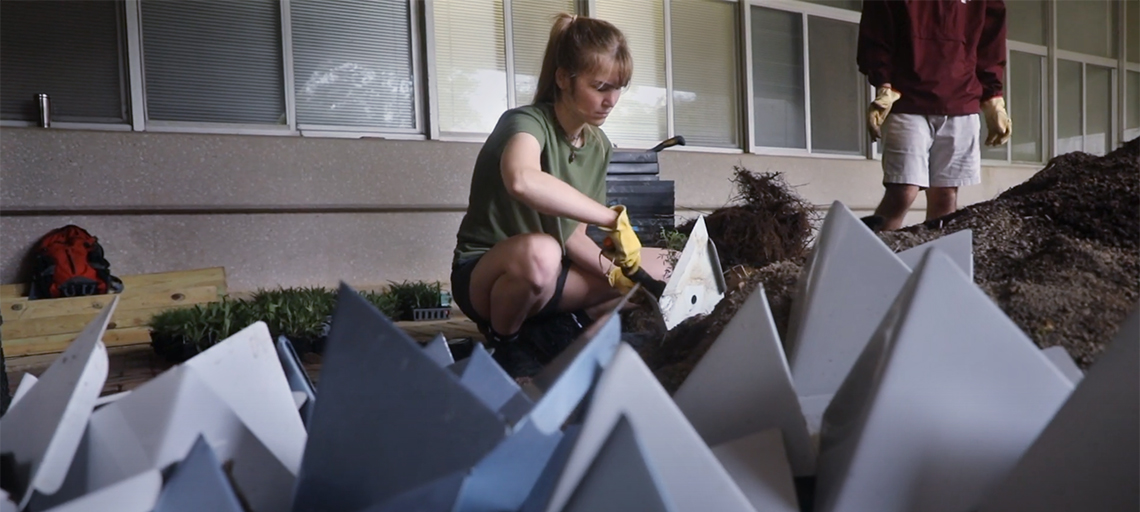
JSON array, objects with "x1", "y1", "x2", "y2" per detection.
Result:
[
  {"x1": 38, "y1": 470, "x2": 160, "y2": 512},
  {"x1": 423, "y1": 334, "x2": 454, "y2": 367},
  {"x1": 457, "y1": 343, "x2": 521, "y2": 413},
  {"x1": 815, "y1": 250, "x2": 1074, "y2": 512},
  {"x1": 152, "y1": 437, "x2": 243, "y2": 512},
  {"x1": 896, "y1": 229, "x2": 973, "y2": 279},
  {"x1": 710, "y1": 429, "x2": 799, "y2": 512},
  {"x1": 1041, "y1": 346, "x2": 1084, "y2": 385},
  {"x1": 291, "y1": 284, "x2": 506, "y2": 512},
  {"x1": 979, "y1": 307, "x2": 1139, "y2": 512},
  {"x1": 674, "y1": 286, "x2": 816, "y2": 476},
  {"x1": 562, "y1": 415, "x2": 674, "y2": 512},
  {"x1": 520, "y1": 424, "x2": 582, "y2": 512},
  {"x1": 0, "y1": 296, "x2": 115, "y2": 507},
  {"x1": 544, "y1": 345, "x2": 755, "y2": 512},
  {"x1": 457, "y1": 420, "x2": 564, "y2": 511},
  {"x1": 785, "y1": 201, "x2": 911, "y2": 406}
]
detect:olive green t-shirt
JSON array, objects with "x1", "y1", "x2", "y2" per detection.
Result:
[{"x1": 453, "y1": 103, "x2": 612, "y2": 265}]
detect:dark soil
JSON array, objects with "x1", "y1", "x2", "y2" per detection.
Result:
[{"x1": 636, "y1": 140, "x2": 1139, "y2": 392}]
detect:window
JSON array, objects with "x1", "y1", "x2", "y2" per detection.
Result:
[
  {"x1": 671, "y1": 0, "x2": 741, "y2": 148},
  {"x1": 1010, "y1": 52, "x2": 1045, "y2": 162},
  {"x1": 596, "y1": 0, "x2": 669, "y2": 145},
  {"x1": 432, "y1": 0, "x2": 575, "y2": 136},
  {"x1": 748, "y1": 3, "x2": 863, "y2": 154},
  {"x1": 1007, "y1": 0, "x2": 1047, "y2": 46},
  {"x1": 1126, "y1": 71, "x2": 1139, "y2": 141},
  {"x1": 1056, "y1": 0, "x2": 1117, "y2": 59},
  {"x1": 290, "y1": 0, "x2": 416, "y2": 131},
  {"x1": 0, "y1": 0, "x2": 127, "y2": 124},
  {"x1": 1084, "y1": 65, "x2": 1113, "y2": 155},
  {"x1": 1057, "y1": 60, "x2": 1084, "y2": 154},
  {"x1": 140, "y1": 0, "x2": 285, "y2": 125},
  {"x1": 512, "y1": 0, "x2": 575, "y2": 107},
  {"x1": 808, "y1": 15, "x2": 864, "y2": 154},
  {"x1": 751, "y1": 6, "x2": 805, "y2": 149}
]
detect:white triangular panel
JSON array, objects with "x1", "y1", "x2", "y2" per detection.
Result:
[
  {"x1": 896, "y1": 229, "x2": 973, "y2": 279},
  {"x1": 710, "y1": 430, "x2": 799, "y2": 512},
  {"x1": 814, "y1": 250, "x2": 1074, "y2": 512},
  {"x1": 784, "y1": 201, "x2": 911, "y2": 421},
  {"x1": 40, "y1": 470, "x2": 161, "y2": 512},
  {"x1": 979, "y1": 307, "x2": 1139, "y2": 512},
  {"x1": 673, "y1": 286, "x2": 816, "y2": 476},
  {"x1": 0, "y1": 297, "x2": 115, "y2": 507},
  {"x1": 183, "y1": 321, "x2": 306, "y2": 474},
  {"x1": 659, "y1": 216, "x2": 726, "y2": 330},
  {"x1": 544, "y1": 344, "x2": 755, "y2": 512}
]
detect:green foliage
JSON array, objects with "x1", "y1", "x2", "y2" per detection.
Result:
[
  {"x1": 149, "y1": 281, "x2": 446, "y2": 356},
  {"x1": 658, "y1": 227, "x2": 689, "y2": 275},
  {"x1": 385, "y1": 280, "x2": 443, "y2": 318}
]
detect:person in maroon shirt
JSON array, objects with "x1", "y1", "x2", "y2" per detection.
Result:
[{"x1": 857, "y1": 0, "x2": 1012, "y2": 231}]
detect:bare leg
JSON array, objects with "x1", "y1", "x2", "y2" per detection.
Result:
[
  {"x1": 468, "y1": 234, "x2": 564, "y2": 336},
  {"x1": 874, "y1": 183, "x2": 920, "y2": 231},
  {"x1": 924, "y1": 186, "x2": 958, "y2": 221}
]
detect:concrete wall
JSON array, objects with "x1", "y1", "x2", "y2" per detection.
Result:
[{"x1": 0, "y1": 127, "x2": 1040, "y2": 292}]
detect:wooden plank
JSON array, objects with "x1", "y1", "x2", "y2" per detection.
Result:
[
  {"x1": 2, "y1": 327, "x2": 152, "y2": 357},
  {"x1": 1, "y1": 303, "x2": 200, "y2": 341},
  {"x1": 1, "y1": 285, "x2": 219, "y2": 321},
  {"x1": 0, "y1": 267, "x2": 226, "y2": 300}
]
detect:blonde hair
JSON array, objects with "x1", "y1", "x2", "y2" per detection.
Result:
[{"x1": 532, "y1": 13, "x2": 632, "y2": 105}]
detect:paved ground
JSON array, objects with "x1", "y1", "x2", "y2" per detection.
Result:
[{"x1": 3, "y1": 315, "x2": 485, "y2": 397}]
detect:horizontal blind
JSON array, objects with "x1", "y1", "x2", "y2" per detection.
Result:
[
  {"x1": 141, "y1": 0, "x2": 285, "y2": 124},
  {"x1": 434, "y1": 0, "x2": 507, "y2": 134},
  {"x1": 0, "y1": 0, "x2": 125, "y2": 123},
  {"x1": 671, "y1": 0, "x2": 740, "y2": 148},
  {"x1": 291, "y1": 0, "x2": 416, "y2": 130},
  {"x1": 596, "y1": 0, "x2": 667, "y2": 147},
  {"x1": 511, "y1": 0, "x2": 575, "y2": 107}
]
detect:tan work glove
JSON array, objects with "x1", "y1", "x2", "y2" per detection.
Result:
[
  {"x1": 867, "y1": 86, "x2": 902, "y2": 142},
  {"x1": 598, "y1": 205, "x2": 642, "y2": 273},
  {"x1": 607, "y1": 266, "x2": 636, "y2": 294},
  {"x1": 981, "y1": 96, "x2": 1012, "y2": 146}
]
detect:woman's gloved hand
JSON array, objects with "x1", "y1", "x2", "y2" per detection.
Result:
[
  {"x1": 599, "y1": 205, "x2": 642, "y2": 273},
  {"x1": 607, "y1": 266, "x2": 636, "y2": 294}
]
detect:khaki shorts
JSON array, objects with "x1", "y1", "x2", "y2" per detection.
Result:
[{"x1": 881, "y1": 113, "x2": 982, "y2": 188}]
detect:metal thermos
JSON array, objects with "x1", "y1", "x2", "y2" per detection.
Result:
[{"x1": 37, "y1": 93, "x2": 51, "y2": 127}]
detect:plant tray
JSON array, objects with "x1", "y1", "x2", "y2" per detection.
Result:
[{"x1": 412, "y1": 308, "x2": 451, "y2": 321}]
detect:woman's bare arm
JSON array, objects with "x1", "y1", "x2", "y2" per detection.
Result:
[{"x1": 500, "y1": 132, "x2": 618, "y2": 229}]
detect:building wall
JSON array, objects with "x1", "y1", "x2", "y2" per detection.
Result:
[{"x1": 0, "y1": 127, "x2": 1039, "y2": 292}]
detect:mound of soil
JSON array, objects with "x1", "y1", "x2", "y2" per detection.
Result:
[{"x1": 640, "y1": 139, "x2": 1139, "y2": 392}]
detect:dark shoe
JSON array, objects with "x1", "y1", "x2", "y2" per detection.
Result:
[
  {"x1": 490, "y1": 340, "x2": 544, "y2": 378},
  {"x1": 860, "y1": 215, "x2": 886, "y2": 232},
  {"x1": 518, "y1": 312, "x2": 588, "y2": 364}
]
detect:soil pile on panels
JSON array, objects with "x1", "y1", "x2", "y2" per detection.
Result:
[{"x1": 638, "y1": 139, "x2": 1139, "y2": 392}]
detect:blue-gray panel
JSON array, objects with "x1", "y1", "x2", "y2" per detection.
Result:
[
  {"x1": 153, "y1": 436, "x2": 243, "y2": 512},
  {"x1": 291, "y1": 284, "x2": 507, "y2": 512}
]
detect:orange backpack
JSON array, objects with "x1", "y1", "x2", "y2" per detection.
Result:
[{"x1": 28, "y1": 225, "x2": 123, "y2": 300}]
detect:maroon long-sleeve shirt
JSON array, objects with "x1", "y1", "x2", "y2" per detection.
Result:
[{"x1": 857, "y1": 0, "x2": 1006, "y2": 116}]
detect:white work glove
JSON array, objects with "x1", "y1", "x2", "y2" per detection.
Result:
[
  {"x1": 981, "y1": 96, "x2": 1012, "y2": 146},
  {"x1": 867, "y1": 86, "x2": 902, "y2": 142}
]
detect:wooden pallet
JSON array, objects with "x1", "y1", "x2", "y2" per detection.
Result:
[{"x1": 1, "y1": 267, "x2": 227, "y2": 357}]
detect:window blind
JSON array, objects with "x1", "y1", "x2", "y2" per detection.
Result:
[
  {"x1": 671, "y1": 0, "x2": 740, "y2": 148},
  {"x1": 0, "y1": 0, "x2": 125, "y2": 123},
  {"x1": 140, "y1": 0, "x2": 285, "y2": 124},
  {"x1": 291, "y1": 0, "x2": 415, "y2": 130}
]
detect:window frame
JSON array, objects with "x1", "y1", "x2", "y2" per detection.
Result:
[{"x1": 744, "y1": 0, "x2": 866, "y2": 158}]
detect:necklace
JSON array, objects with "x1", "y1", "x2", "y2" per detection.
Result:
[{"x1": 565, "y1": 130, "x2": 582, "y2": 163}]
